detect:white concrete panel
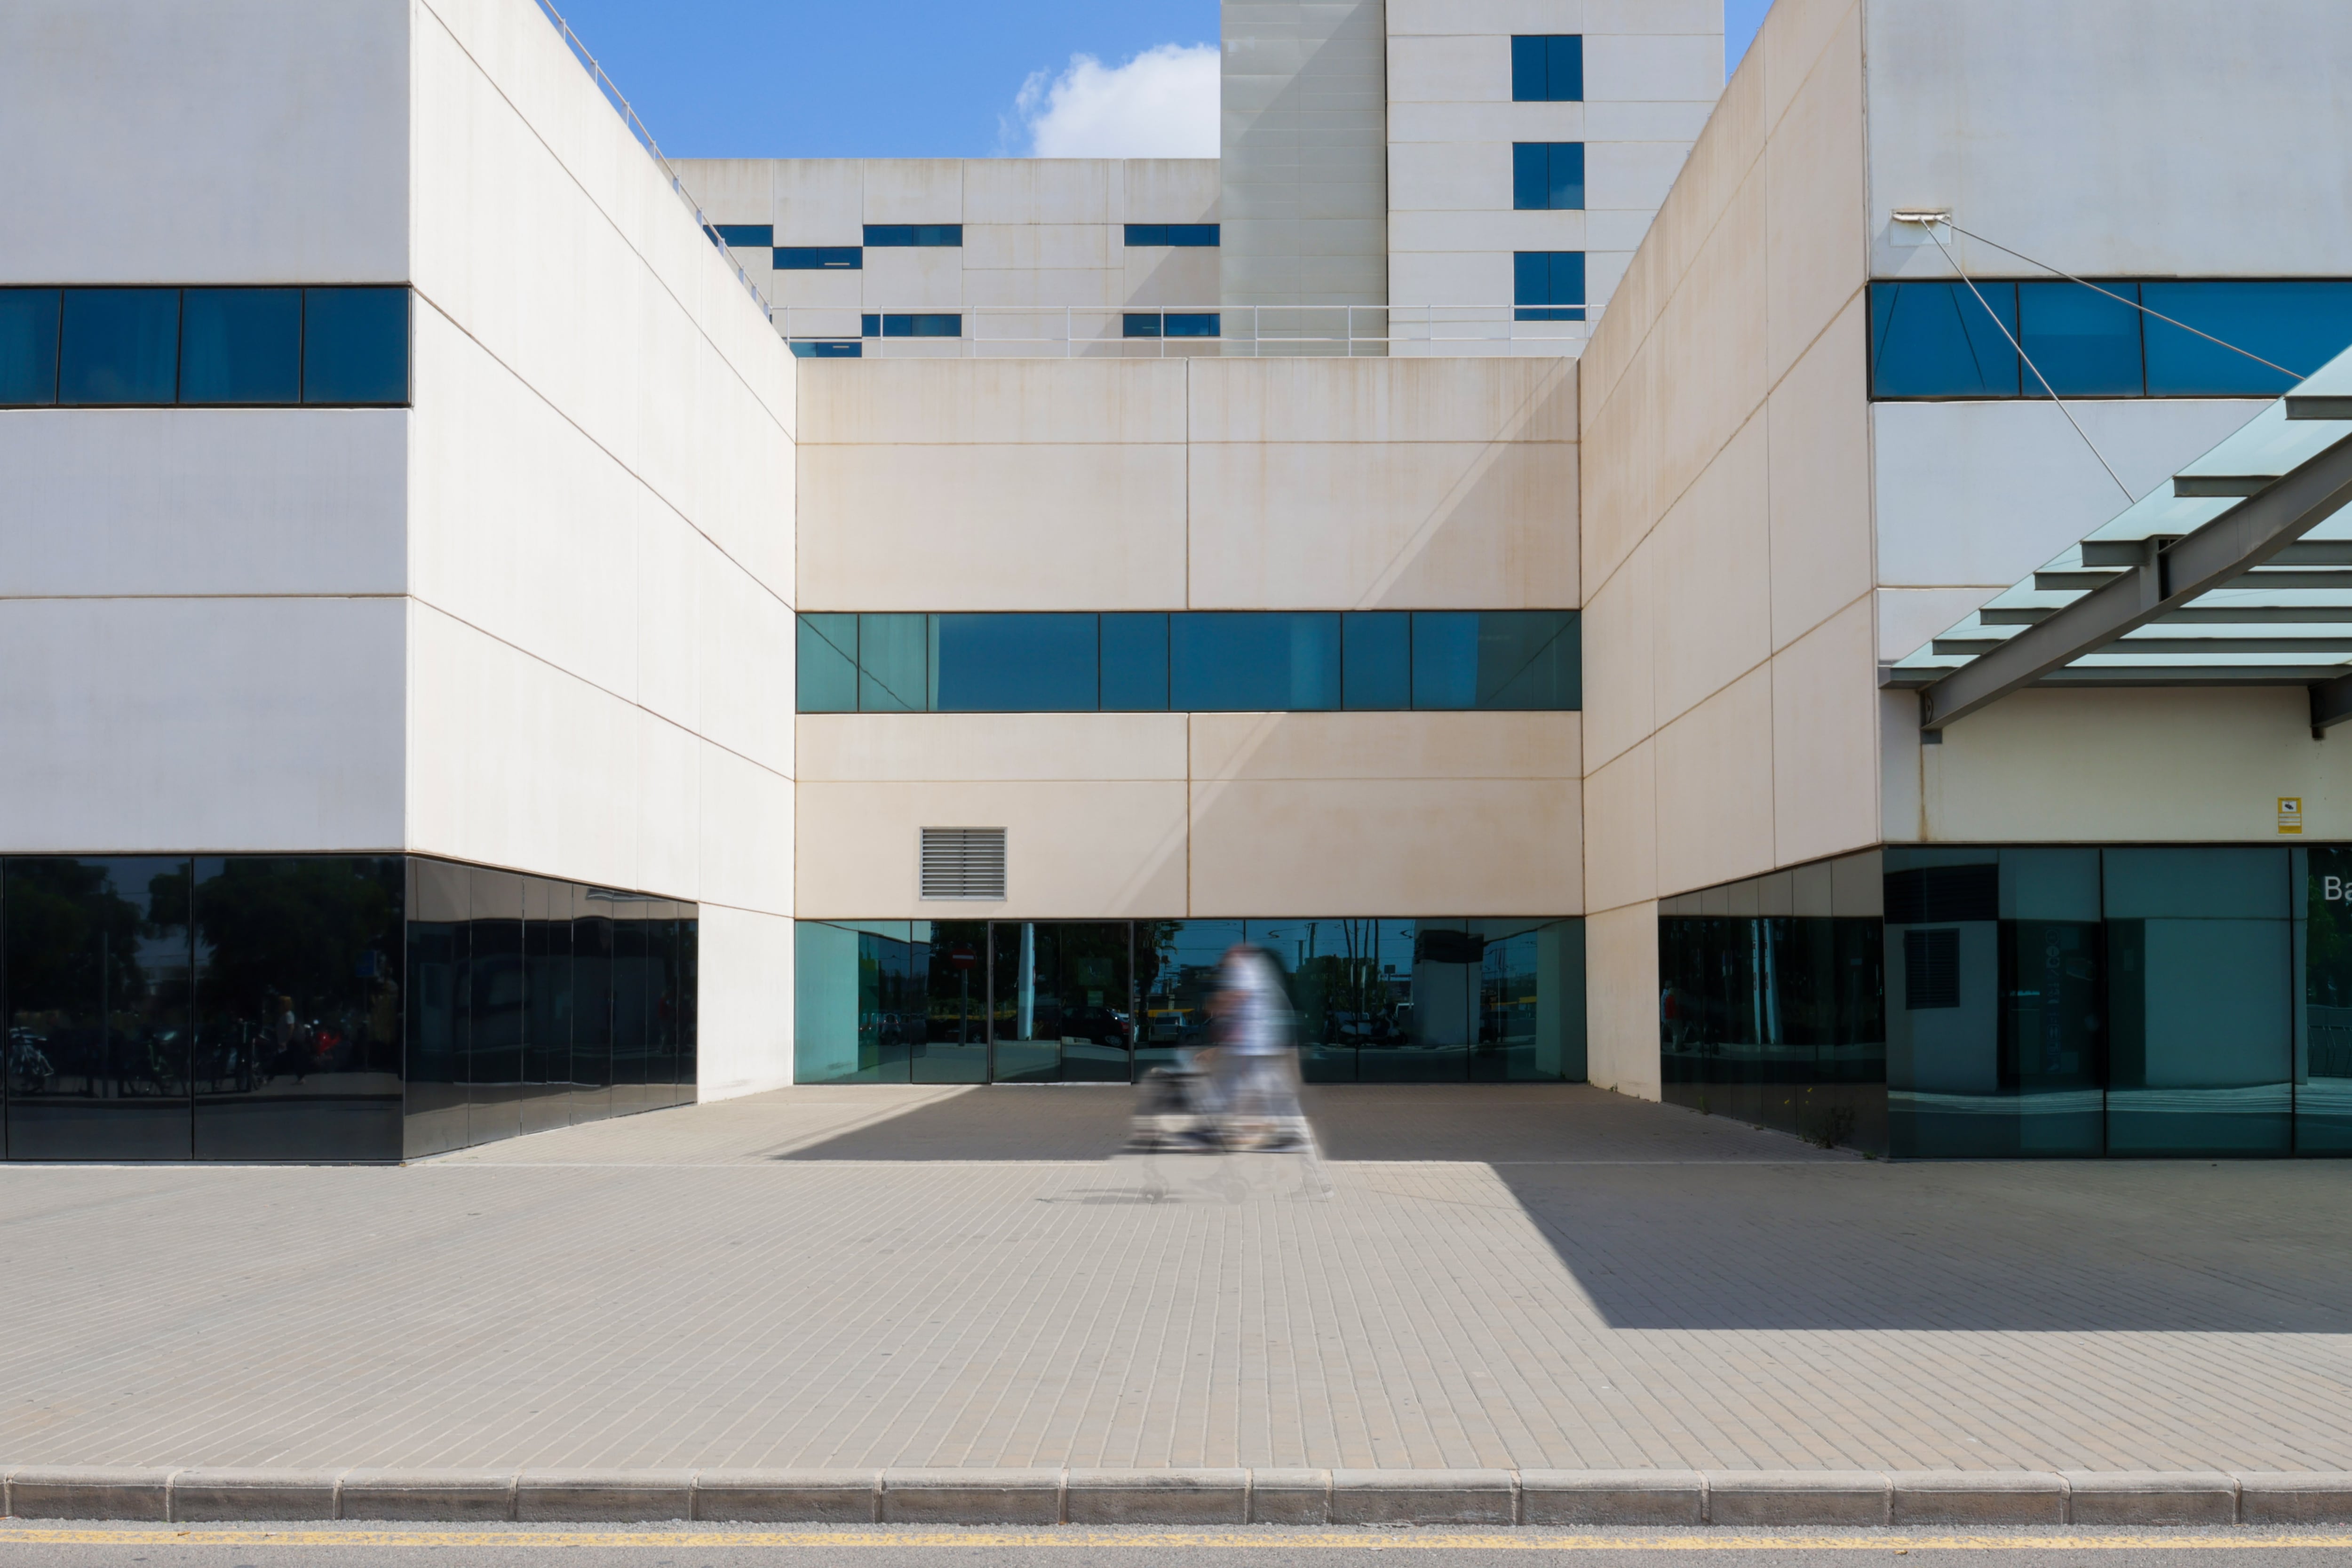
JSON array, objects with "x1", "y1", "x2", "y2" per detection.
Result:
[
  {"x1": 672, "y1": 159, "x2": 773, "y2": 226},
  {"x1": 860, "y1": 247, "x2": 965, "y2": 309},
  {"x1": 771, "y1": 268, "x2": 866, "y2": 311},
  {"x1": 0, "y1": 596, "x2": 404, "y2": 852},
  {"x1": 1389, "y1": 101, "x2": 1585, "y2": 143},
  {"x1": 1391, "y1": 209, "x2": 1589, "y2": 253},
  {"x1": 1871, "y1": 399, "x2": 2270, "y2": 589},
  {"x1": 1389, "y1": 252, "x2": 1518, "y2": 310},
  {"x1": 1583, "y1": 31, "x2": 1722, "y2": 101},
  {"x1": 1122, "y1": 249, "x2": 1224, "y2": 309},
  {"x1": 861, "y1": 160, "x2": 964, "y2": 223},
  {"x1": 961, "y1": 269, "x2": 1120, "y2": 309},
  {"x1": 1586, "y1": 139, "x2": 1694, "y2": 213},
  {"x1": 963, "y1": 159, "x2": 1112, "y2": 225},
  {"x1": 1124, "y1": 159, "x2": 1222, "y2": 222},
  {"x1": 408, "y1": 302, "x2": 639, "y2": 704},
  {"x1": 1652, "y1": 665, "x2": 1776, "y2": 896},
  {"x1": 0, "y1": 0, "x2": 407, "y2": 282},
  {"x1": 1388, "y1": 34, "x2": 1507, "y2": 102},
  {"x1": 407, "y1": 603, "x2": 644, "y2": 891},
  {"x1": 1387, "y1": 0, "x2": 1588, "y2": 33},
  {"x1": 1582, "y1": 737, "x2": 1657, "y2": 911},
  {"x1": 1389, "y1": 143, "x2": 1515, "y2": 213},
  {"x1": 698, "y1": 739, "x2": 794, "y2": 917},
  {"x1": 1583, "y1": 99, "x2": 1714, "y2": 141},
  {"x1": 799, "y1": 714, "x2": 1189, "y2": 783},
  {"x1": 796, "y1": 781, "x2": 1189, "y2": 919},
  {"x1": 0, "y1": 409, "x2": 407, "y2": 597},
  {"x1": 694, "y1": 903, "x2": 795, "y2": 1097},
  {"x1": 1865, "y1": 0, "x2": 2352, "y2": 280},
  {"x1": 1188, "y1": 440, "x2": 1581, "y2": 608},
  {"x1": 963, "y1": 224, "x2": 1112, "y2": 271},
  {"x1": 799, "y1": 444, "x2": 1188, "y2": 611},
  {"x1": 772, "y1": 160, "x2": 865, "y2": 243},
  {"x1": 1191, "y1": 777, "x2": 1583, "y2": 916},
  {"x1": 1875, "y1": 586, "x2": 1995, "y2": 664}
]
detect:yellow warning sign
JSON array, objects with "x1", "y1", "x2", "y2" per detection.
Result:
[{"x1": 2280, "y1": 796, "x2": 2304, "y2": 835}]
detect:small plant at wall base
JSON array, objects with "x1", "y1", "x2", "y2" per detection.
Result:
[{"x1": 1805, "y1": 1103, "x2": 1859, "y2": 1151}]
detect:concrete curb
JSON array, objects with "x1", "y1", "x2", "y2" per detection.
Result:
[{"x1": 6, "y1": 1466, "x2": 2352, "y2": 1525}]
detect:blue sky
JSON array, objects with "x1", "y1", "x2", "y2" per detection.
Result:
[{"x1": 543, "y1": 0, "x2": 1774, "y2": 160}]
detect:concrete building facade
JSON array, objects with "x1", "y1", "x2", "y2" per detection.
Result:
[{"x1": 7, "y1": 0, "x2": 2352, "y2": 1158}]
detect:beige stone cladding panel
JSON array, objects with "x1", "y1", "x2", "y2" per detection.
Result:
[
  {"x1": 797, "y1": 360, "x2": 1187, "y2": 611},
  {"x1": 1583, "y1": 900, "x2": 1663, "y2": 1100},
  {"x1": 1188, "y1": 712, "x2": 1582, "y2": 917},
  {"x1": 1769, "y1": 595, "x2": 1878, "y2": 868},
  {"x1": 796, "y1": 784, "x2": 1190, "y2": 921},
  {"x1": 1652, "y1": 663, "x2": 1775, "y2": 898},
  {"x1": 1579, "y1": 532, "x2": 1657, "y2": 771},
  {"x1": 1922, "y1": 687, "x2": 2352, "y2": 844},
  {"x1": 1761, "y1": 1, "x2": 1865, "y2": 384},
  {"x1": 1187, "y1": 357, "x2": 1579, "y2": 610},
  {"x1": 1767, "y1": 295, "x2": 1872, "y2": 649},
  {"x1": 1646, "y1": 411, "x2": 1769, "y2": 729},
  {"x1": 1583, "y1": 736, "x2": 1658, "y2": 915},
  {"x1": 795, "y1": 712, "x2": 1187, "y2": 921}
]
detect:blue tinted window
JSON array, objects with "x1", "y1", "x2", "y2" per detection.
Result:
[
  {"x1": 303, "y1": 287, "x2": 408, "y2": 404},
  {"x1": 179, "y1": 287, "x2": 300, "y2": 404},
  {"x1": 864, "y1": 224, "x2": 963, "y2": 247},
  {"x1": 1412, "y1": 611, "x2": 1579, "y2": 709},
  {"x1": 1343, "y1": 612, "x2": 1410, "y2": 709},
  {"x1": 2018, "y1": 280, "x2": 2141, "y2": 397},
  {"x1": 797, "y1": 614, "x2": 858, "y2": 712},
  {"x1": 864, "y1": 313, "x2": 961, "y2": 338},
  {"x1": 774, "y1": 247, "x2": 861, "y2": 270},
  {"x1": 789, "y1": 340, "x2": 862, "y2": 358},
  {"x1": 713, "y1": 224, "x2": 772, "y2": 247},
  {"x1": 1169, "y1": 224, "x2": 1219, "y2": 247},
  {"x1": 58, "y1": 288, "x2": 179, "y2": 405},
  {"x1": 1511, "y1": 34, "x2": 1582, "y2": 101},
  {"x1": 0, "y1": 288, "x2": 60, "y2": 406},
  {"x1": 857, "y1": 613, "x2": 928, "y2": 712},
  {"x1": 931, "y1": 613, "x2": 1099, "y2": 711},
  {"x1": 1868, "y1": 280, "x2": 2018, "y2": 398},
  {"x1": 1512, "y1": 143, "x2": 1584, "y2": 211},
  {"x1": 2144, "y1": 281, "x2": 2352, "y2": 395},
  {"x1": 1513, "y1": 252, "x2": 1586, "y2": 322},
  {"x1": 1171, "y1": 613, "x2": 1341, "y2": 711},
  {"x1": 1131, "y1": 310, "x2": 1228, "y2": 339},
  {"x1": 1102, "y1": 613, "x2": 1169, "y2": 710},
  {"x1": 1125, "y1": 224, "x2": 1169, "y2": 247}
]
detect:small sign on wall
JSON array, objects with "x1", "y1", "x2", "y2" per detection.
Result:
[{"x1": 2280, "y1": 796, "x2": 2304, "y2": 835}]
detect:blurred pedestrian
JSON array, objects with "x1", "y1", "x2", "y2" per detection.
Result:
[{"x1": 1213, "y1": 944, "x2": 1303, "y2": 1150}]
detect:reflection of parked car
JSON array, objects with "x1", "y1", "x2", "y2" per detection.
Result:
[{"x1": 1054, "y1": 1006, "x2": 1133, "y2": 1047}]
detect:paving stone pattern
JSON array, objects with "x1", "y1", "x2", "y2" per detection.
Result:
[{"x1": 2, "y1": 1086, "x2": 2349, "y2": 1475}]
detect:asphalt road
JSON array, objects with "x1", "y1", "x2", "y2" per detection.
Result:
[{"x1": 5, "y1": 1524, "x2": 2352, "y2": 1567}]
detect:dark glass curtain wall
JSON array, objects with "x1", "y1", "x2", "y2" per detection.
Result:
[
  {"x1": 794, "y1": 917, "x2": 1584, "y2": 1086},
  {"x1": 402, "y1": 861, "x2": 697, "y2": 1160},
  {"x1": 1661, "y1": 845, "x2": 2352, "y2": 1159},
  {"x1": 0, "y1": 854, "x2": 694, "y2": 1162}
]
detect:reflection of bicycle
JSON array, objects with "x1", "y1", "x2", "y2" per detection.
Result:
[{"x1": 7, "y1": 1031, "x2": 55, "y2": 1095}]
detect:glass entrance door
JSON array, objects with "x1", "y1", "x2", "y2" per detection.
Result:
[{"x1": 988, "y1": 922, "x2": 1134, "y2": 1082}]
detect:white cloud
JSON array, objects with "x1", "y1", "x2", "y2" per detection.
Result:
[{"x1": 1010, "y1": 43, "x2": 1220, "y2": 159}]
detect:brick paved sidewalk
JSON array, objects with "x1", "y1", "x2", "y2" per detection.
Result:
[{"x1": 2, "y1": 1086, "x2": 2348, "y2": 1475}]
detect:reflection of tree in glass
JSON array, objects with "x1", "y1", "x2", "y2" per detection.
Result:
[
  {"x1": 185, "y1": 860, "x2": 403, "y2": 1081},
  {"x1": 4, "y1": 859, "x2": 141, "y2": 1018}
]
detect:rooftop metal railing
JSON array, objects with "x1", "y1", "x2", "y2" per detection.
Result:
[
  {"x1": 531, "y1": 0, "x2": 772, "y2": 317},
  {"x1": 771, "y1": 304, "x2": 1589, "y2": 358}
]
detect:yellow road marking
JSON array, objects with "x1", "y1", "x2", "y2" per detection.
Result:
[{"x1": 1, "y1": 1529, "x2": 2350, "y2": 1551}]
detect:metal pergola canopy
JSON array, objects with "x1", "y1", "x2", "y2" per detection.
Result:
[{"x1": 1885, "y1": 345, "x2": 2352, "y2": 732}]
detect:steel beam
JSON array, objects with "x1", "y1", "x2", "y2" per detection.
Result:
[
  {"x1": 1919, "y1": 432, "x2": 2352, "y2": 730},
  {"x1": 2313, "y1": 671, "x2": 2352, "y2": 735}
]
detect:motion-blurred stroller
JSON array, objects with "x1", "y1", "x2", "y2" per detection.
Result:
[{"x1": 1124, "y1": 1056, "x2": 1229, "y2": 1152}]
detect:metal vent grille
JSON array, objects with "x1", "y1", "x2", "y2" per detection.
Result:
[{"x1": 920, "y1": 827, "x2": 1007, "y2": 901}]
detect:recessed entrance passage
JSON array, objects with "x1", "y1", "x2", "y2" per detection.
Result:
[{"x1": 794, "y1": 918, "x2": 1587, "y2": 1085}]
